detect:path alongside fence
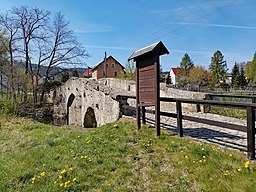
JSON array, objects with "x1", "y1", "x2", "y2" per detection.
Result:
[
  {"x1": 142, "y1": 111, "x2": 248, "y2": 152},
  {"x1": 120, "y1": 94, "x2": 256, "y2": 159}
]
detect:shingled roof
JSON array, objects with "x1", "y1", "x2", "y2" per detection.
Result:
[{"x1": 128, "y1": 41, "x2": 169, "y2": 61}]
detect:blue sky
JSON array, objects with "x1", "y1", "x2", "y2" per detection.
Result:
[{"x1": 1, "y1": 0, "x2": 256, "y2": 71}]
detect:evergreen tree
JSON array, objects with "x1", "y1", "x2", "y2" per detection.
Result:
[
  {"x1": 239, "y1": 67, "x2": 247, "y2": 86},
  {"x1": 231, "y1": 63, "x2": 240, "y2": 87},
  {"x1": 180, "y1": 53, "x2": 194, "y2": 70},
  {"x1": 209, "y1": 50, "x2": 227, "y2": 86},
  {"x1": 177, "y1": 53, "x2": 194, "y2": 86}
]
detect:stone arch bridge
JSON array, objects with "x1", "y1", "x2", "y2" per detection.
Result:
[{"x1": 52, "y1": 77, "x2": 134, "y2": 127}]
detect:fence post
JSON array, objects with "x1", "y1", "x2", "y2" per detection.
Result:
[
  {"x1": 176, "y1": 100, "x2": 183, "y2": 137},
  {"x1": 142, "y1": 106, "x2": 146, "y2": 124},
  {"x1": 247, "y1": 106, "x2": 255, "y2": 160},
  {"x1": 203, "y1": 94, "x2": 213, "y2": 113}
]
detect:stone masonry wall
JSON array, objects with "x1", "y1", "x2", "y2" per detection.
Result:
[
  {"x1": 97, "y1": 78, "x2": 208, "y2": 112},
  {"x1": 53, "y1": 78, "x2": 129, "y2": 127},
  {"x1": 53, "y1": 77, "x2": 208, "y2": 128}
]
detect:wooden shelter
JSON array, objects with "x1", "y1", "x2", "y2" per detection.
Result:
[{"x1": 128, "y1": 41, "x2": 169, "y2": 136}]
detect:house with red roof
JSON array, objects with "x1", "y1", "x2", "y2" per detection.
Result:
[
  {"x1": 170, "y1": 68, "x2": 180, "y2": 85},
  {"x1": 91, "y1": 55, "x2": 125, "y2": 80},
  {"x1": 82, "y1": 67, "x2": 93, "y2": 78}
]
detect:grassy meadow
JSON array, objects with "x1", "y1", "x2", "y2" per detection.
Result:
[{"x1": 0, "y1": 115, "x2": 255, "y2": 191}]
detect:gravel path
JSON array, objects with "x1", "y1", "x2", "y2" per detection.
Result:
[{"x1": 140, "y1": 111, "x2": 250, "y2": 153}]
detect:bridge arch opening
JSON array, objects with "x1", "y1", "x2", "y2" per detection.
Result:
[
  {"x1": 83, "y1": 107, "x2": 97, "y2": 128},
  {"x1": 67, "y1": 93, "x2": 75, "y2": 125}
]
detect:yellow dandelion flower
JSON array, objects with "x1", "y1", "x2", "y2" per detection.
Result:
[
  {"x1": 31, "y1": 177, "x2": 36, "y2": 181},
  {"x1": 69, "y1": 167, "x2": 74, "y2": 171},
  {"x1": 245, "y1": 161, "x2": 250, "y2": 168},
  {"x1": 203, "y1": 156, "x2": 206, "y2": 159},
  {"x1": 203, "y1": 159, "x2": 206, "y2": 163},
  {"x1": 73, "y1": 177, "x2": 77, "y2": 182},
  {"x1": 200, "y1": 143, "x2": 203, "y2": 146},
  {"x1": 32, "y1": 181, "x2": 35, "y2": 184},
  {"x1": 80, "y1": 156, "x2": 84, "y2": 159},
  {"x1": 199, "y1": 160, "x2": 202, "y2": 163},
  {"x1": 40, "y1": 172, "x2": 45, "y2": 176},
  {"x1": 201, "y1": 148, "x2": 205, "y2": 151},
  {"x1": 237, "y1": 168, "x2": 241, "y2": 172},
  {"x1": 42, "y1": 164, "x2": 46, "y2": 167},
  {"x1": 37, "y1": 176, "x2": 41, "y2": 179},
  {"x1": 59, "y1": 175, "x2": 63, "y2": 179},
  {"x1": 224, "y1": 173, "x2": 228, "y2": 176},
  {"x1": 226, "y1": 170, "x2": 229, "y2": 173},
  {"x1": 185, "y1": 155, "x2": 188, "y2": 158},
  {"x1": 77, "y1": 135, "x2": 81, "y2": 138},
  {"x1": 60, "y1": 183, "x2": 64, "y2": 187},
  {"x1": 60, "y1": 169, "x2": 67, "y2": 174},
  {"x1": 171, "y1": 141, "x2": 174, "y2": 144},
  {"x1": 193, "y1": 160, "x2": 196, "y2": 163},
  {"x1": 64, "y1": 181, "x2": 71, "y2": 187},
  {"x1": 54, "y1": 181, "x2": 57, "y2": 184}
]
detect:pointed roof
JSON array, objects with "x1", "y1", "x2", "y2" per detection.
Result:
[
  {"x1": 171, "y1": 68, "x2": 180, "y2": 75},
  {"x1": 128, "y1": 41, "x2": 169, "y2": 61},
  {"x1": 92, "y1": 55, "x2": 125, "y2": 72}
]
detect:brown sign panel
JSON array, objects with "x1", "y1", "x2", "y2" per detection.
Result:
[{"x1": 139, "y1": 64, "x2": 156, "y2": 104}]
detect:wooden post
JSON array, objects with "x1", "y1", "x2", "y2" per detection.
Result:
[
  {"x1": 247, "y1": 106, "x2": 255, "y2": 160},
  {"x1": 141, "y1": 106, "x2": 146, "y2": 124},
  {"x1": 136, "y1": 67, "x2": 141, "y2": 129},
  {"x1": 176, "y1": 100, "x2": 183, "y2": 137},
  {"x1": 155, "y1": 58, "x2": 160, "y2": 137}
]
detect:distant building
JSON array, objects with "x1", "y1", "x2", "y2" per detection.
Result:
[
  {"x1": 160, "y1": 71, "x2": 170, "y2": 82},
  {"x1": 169, "y1": 67, "x2": 180, "y2": 85},
  {"x1": 82, "y1": 67, "x2": 93, "y2": 78},
  {"x1": 91, "y1": 55, "x2": 125, "y2": 80},
  {"x1": 225, "y1": 73, "x2": 232, "y2": 84}
]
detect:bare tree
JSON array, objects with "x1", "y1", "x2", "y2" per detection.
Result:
[
  {"x1": 11, "y1": 6, "x2": 50, "y2": 102},
  {"x1": 0, "y1": 12, "x2": 19, "y2": 100},
  {"x1": 38, "y1": 12, "x2": 88, "y2": 102},
  {"x1": 0, "y1": 7, "x2": 88, "y2": 105}
]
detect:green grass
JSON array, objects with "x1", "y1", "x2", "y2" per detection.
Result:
[
  {"x1": 210, "y1": 97, "x2": 249, "y2": 120},
  {"x1": 0, "y1": 115, "x2": 256, "y2": 191}
]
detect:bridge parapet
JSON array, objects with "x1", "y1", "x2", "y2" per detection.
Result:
[{"x1": 52, "y1": 77, "x2": 133, "y2": 127}]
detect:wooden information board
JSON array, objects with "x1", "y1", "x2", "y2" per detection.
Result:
[{"x1": 128, "y1": 41, "x2": 169, "y2": 136}]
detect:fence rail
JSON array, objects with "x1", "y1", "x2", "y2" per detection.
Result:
[{"x1": 119, "y1": 95, "x2": 256, "y2": 160}]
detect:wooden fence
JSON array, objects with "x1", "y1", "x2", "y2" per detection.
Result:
[{"x1": 118, "y1": 95, "x2": 256, "y2": 160}]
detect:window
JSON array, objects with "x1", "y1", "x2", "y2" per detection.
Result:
[
  {"x1": 103, "y1": 70, "x2": 106, "y2": 77},
  {"x1": 106, "y1": 63, "x2": 109, "y2": 67},
  {"x1": 112, "y1": 63, "x2": 115, "y2": 67},
  {"x1": 114, "y1": 71, "x2": 118, "y2": 77}
]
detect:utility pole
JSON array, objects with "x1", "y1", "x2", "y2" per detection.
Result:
[{"x1": 104, "y1": 51, "x2": 107, "y2": 78}]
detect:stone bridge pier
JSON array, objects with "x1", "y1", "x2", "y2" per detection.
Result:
[{"x1": 52, "y1": 77, "x2": 131, "y2": 128}]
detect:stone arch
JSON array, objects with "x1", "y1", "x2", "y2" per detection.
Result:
[
  {"x1": 67, "y1": 93, "x2": 75, "y2": 125},
  {"x1": 83, "y1": 107, "x2": 97, "y2": 128}
]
